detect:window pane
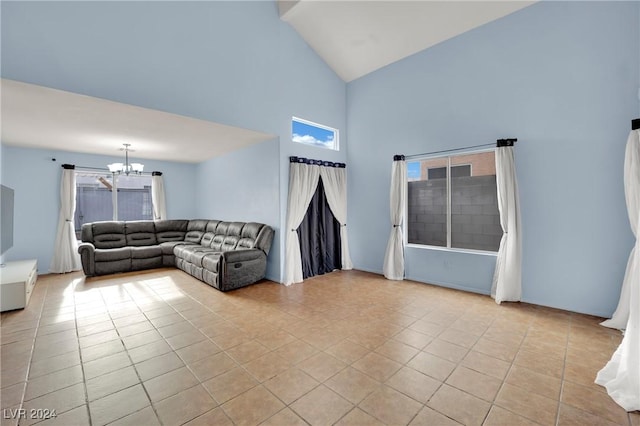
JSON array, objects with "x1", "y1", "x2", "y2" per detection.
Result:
[
  {"x1": 427, "y1": 167, "x2": 446, "y2": 180},
  {"x1": 407, "y1": 159, "x2": 447, "y2": 247},
  {"x1": 292, "y1": 117, "x2": 338, "y2": 150},
  {"x1": 451, "y1": 164, "x2": 471, "y2": 178},
  {"x1": 116, "y1": 175, "x2": 153, "y2": 221},
  {"x1": 450, "y1": 152, "x2": 501, "y2": 251},
  {"x1": 75, "y1": 173, "x2": 114, "y2": 233}
]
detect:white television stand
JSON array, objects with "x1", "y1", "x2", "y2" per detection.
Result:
[{"x1": 1, "y1": 260, "x2": 38, "y2": 312}]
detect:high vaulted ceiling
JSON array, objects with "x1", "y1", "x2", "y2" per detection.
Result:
[
  {"x1": 2, "y1": 2, "x2": 536, "y2": 163},
  {"x1": 279, "y1": 0, "x2": 535, "y2": 82}
]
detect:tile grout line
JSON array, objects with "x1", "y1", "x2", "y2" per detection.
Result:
[
  {"x1": 20, "y1": 278, "x2": 50, "y2": 426},
  {"x1": 9, "y1": 271, "x2": 629, "y2": 426},
  {"x1": 554, "y1": 315, "x2": 572, "y2": 426},
  {"x1": 73, "y1": 278, "x2": 95, "y2": 426},
  {"x1": 485, "y1": 315, "x2": 540, "y2": 425}
]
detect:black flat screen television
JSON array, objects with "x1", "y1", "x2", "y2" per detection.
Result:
[{"x1": 1, "y1": 184, "x2": 14, "y2": 255}]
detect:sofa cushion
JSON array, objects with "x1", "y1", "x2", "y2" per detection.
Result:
[
  {"x1": 132, "y1": 257, "x2": 162, "y2": 271},
  {"x1": 173, "y1": 243, "x2": 208, "y2": 258},
  {"x1": 221, "y1": 236, "x2": 239, "y2": 251},
  {"x1": 159, "y1": 241, "x2": 193, "y2": 255},
  {"x1": 131, "y1": 246, "x2": 162, "y2": 259},
  {"x1": 227, "y1": 222, "x2": 244, "y2": 237},
  {"x1": 155, "y1": 220, "x2": 189, "y2": 243},
  {"x1": 184, "y1": 220, "x2": 208, "y2": 243},
  {"x1": 220, "y1": 222, "x2": 244, "y2": 251},
  {"x1": 96, "y1": 259, "x2": 131, "y2": 275},
  {"x1": 94, "y1": 247, "x2": 131, "y2": 262},
  {"x1": 210, "y1": 234, "x2": 225, "y2": 251},
  {"x1": 237, "y1": 222, "x2": 262, "y2": 250},
  {"x1": 187, "y1": 249, "x2": 217, "y2": 267},
  {"x1": 215, "y1": 221, "x2": 231, "y2": 235},
  {"x1": 92, "y1": 222, "x2": 126, "y2": 249},
  {"x1": 202, "y1": 253, "x2": 222, "y2": 273},
  {"x1": 200, "y1": 221, "x2": 220, "y2": 247},
  {"x1": 125, "y1": 221, "x2": 157, "y2": 246}
]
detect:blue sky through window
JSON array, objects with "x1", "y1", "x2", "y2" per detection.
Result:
[
  {"x1": 292, "y1": 118, "x2": 337, "y2": 150},
  {"x1": 407, "y1": 161, "x2": 420, "y2": 179}
]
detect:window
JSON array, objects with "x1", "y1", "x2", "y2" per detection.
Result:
[
  {"x1": 427, "y1": 164, "x2": 471, "y2": 180},
  {"x1": 292, "y1": 117, "x2": 339, "y2": 151},
  {"x1": 407, "y1": 150, "x2": 501, "y2": 252},
  {"x1": 75, "y1": 171, "x2": 152, "y2": 236}
]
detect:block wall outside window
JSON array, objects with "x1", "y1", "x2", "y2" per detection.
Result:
[{"x1": 407, "y1": 151, "x2": 502, "y2": 252}]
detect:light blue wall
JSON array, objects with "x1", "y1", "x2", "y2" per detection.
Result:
[
  {"x1": 347, "y1": 1, "x2": 640, "y2": 317},
  {"x1": 1, "y1": 1, "x2": 347, "y2": 282},
  {"x1": 196, "y1": 139, "x2": 281, "y2": 281},
  {"x1": 1, "y1": 1, "x2": 277, "y2": 133},
  {"x1": 275, "y1": 22, "x2": 347, "y2": 282},
  {"x1": 0, "y1": 145, "x2": 197, "y2": 273}
]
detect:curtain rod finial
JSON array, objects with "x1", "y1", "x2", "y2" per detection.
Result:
[
  {"x1": 496, "y1": 138, "x2": 517, "y2": 147},
  {"x1": 632, "y1": 118, "x2": 640, "y2": 130}
]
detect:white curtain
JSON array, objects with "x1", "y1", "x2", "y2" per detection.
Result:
[
  {"x1": 50, "y1": 167, "x2": 82, "y2": 273},
  {"x1": 595, "y1": 129, "x2": 640, "y2": 412},
  {"x1": 319, "y1": 166, "x2": 353, "y2": 270},
  {"x1": 284, "y1": 162, "x2": 320, "y2": 285},
  {"x1": 151, "y1": 173, "x2": 167, "y2": 220},
  {"x1": 491, "y1": 146, "x2": 522, "y2": 304},
  {"x1": 602, "y1": 130, "x2": 640, "y2": 330},
  {"x1": 383, "y1": 158, "x2": 407, "y2": 280}
]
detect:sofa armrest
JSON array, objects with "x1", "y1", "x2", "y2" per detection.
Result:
[
  {"x1": 214, "y1": 249, "x2": 267, "y2": 291},
  {"x1": 78, "y1": 242, "x2": 96, "y2": 276},
  {"x1": 221, "y1": 249, "x2": 264, "y2": 264}
]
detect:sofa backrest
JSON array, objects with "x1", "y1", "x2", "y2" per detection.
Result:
[
  {"x1": 125, "y1": 221, "x2": 157, "y2": 246},
  {"x1": 83, "y1": 221, "x2": 127, "y2": 249},
  {"x1": 184, "y1": 220, "x2": 208, "y2": 243},
  {"x1": 200, "y1": 220, "x2": 221, "y2": 247},
  {"x1": 155, "y1": 220, "x2": 188, "y2": 242},
  {"x1": 219, "y1": 222, "x2": 244, "y2": 252},
  {"x1": 81, "y1": 219, "x2": 274, "y2": 254},
  {"x1": 209, "y1": 222, "x2": 229, "y2": 251},
  {"x1": 237, "y1": 222, "x2": 264, "y2": 250}
]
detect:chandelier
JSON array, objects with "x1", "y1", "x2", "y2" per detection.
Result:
[{"x1": 107, "y1": 143, "x2": 144, "y2": 175}]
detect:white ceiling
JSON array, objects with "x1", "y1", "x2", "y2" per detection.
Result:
[
  {"x1": 279, "y1": 0, "x2": 535, "y2": 82},
  {"x1": 1, "y1": 79, "x2": 274, "y2": 163}
]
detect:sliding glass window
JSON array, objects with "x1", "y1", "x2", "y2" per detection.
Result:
[
  {"x1": 74, "y1": 171, "x2": 152, "y2": 237},
  {"x1": 406, "y1": 150, "x2": 501, "y2": 252}
]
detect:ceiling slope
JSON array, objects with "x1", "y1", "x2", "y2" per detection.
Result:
[{"x1": 280, "y1": 0, "x2": 535, "y2": 82}]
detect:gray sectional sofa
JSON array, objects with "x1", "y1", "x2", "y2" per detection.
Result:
[{"x1": 77, "y1": 219, "x2": 274, "y2": 292}]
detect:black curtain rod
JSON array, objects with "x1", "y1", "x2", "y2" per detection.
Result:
[
  {"x1": 289, "y1": 156, "x2": 346, "y2": 168},
  {"x1": 633, "y1": 118, "x2": 640, "y2": 130},
  {"x1": 397, "y1": 138, "x2": 517, "y2": 160},
  {"x1": 60, "y1": 164, "x2": 162, "y2": 175}
]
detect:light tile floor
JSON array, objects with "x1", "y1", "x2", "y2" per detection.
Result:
[{"x1": 1, "y1": 268, "x2": 638, "y2": 426}]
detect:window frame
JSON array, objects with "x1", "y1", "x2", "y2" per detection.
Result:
[
  {"x1": 291, "y1": 116, "x2": 339, "y2": 151},
  {"x1": 74, "y1": 171, "x2": 153, "y2": 237},
  {"x1": 405, "y1": 148, "x2": 500, "y2": 256}
]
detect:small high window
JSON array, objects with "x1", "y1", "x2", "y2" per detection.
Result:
[{"x1": 292, "y1": 117, "x2": 339, "y2": 151}]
